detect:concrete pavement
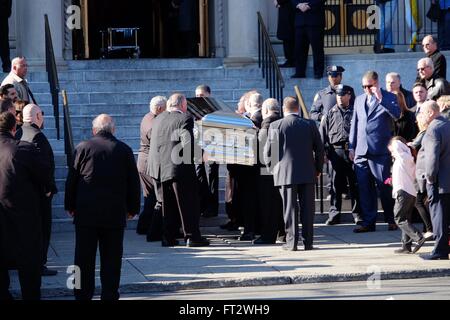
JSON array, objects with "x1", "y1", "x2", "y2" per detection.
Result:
[{"x1": 8, "y1": 215, "x2": 450, "y2": 299}]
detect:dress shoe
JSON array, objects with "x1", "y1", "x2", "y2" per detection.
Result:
[
  {"x1": 279, "y1": 61, "x2": 294, "y2": 68},
  {"x1": 354, "y1": 220, "x2": 364, "y2": 226},
  {"x1": 382, "y1": 48, "x2": 395, "y2": 53},
  {"x1": 423, "y1": 232, "x2": 434, "y2": 241},
  {"x1": 291, "y1": 73, "x2": 306, "y2": 79},
  {"x1": 253, "y1": 237, "x2": 275, "y2": 245},
  {"x1": 353, "y1": 225, "x2": 376, "y2": 233},
  {"x1": 304, "y1": 245, "x2": 314, "y2": 251},
  {"x1": 162, "y1": 239, "x2": 179, "y2": 247},
  {"x1": 220, "y1": 221, "x2": 239, "y2": 231},
  {"x1": 186, "y1": 237, "x2": 210, "y2": 247},
  {"x1": 394, "y1": 247, "x2": 412, "y2": 254},
  {"x1": 41, "y1": 266, "x2": 58, "y2": 277},
  {"x1": 421, "y1": 254, "x2": 449, "y2": 260},
  {"x1": 282, "y1": 244, "x2": 298, "y2": 252},
  {"x1": 276, "y1": 235, "x2": 287, "y2": 244},
  {"x1": 239, "y1": 232, "x2": 255, "y2": 241},
  {"x1": 326, "y1": 218, "x2": 340, "y2": 226},
  {"x1": 412, "y1": 238, "x2": 426, "y2": 254},
  {"x1": 388, "y1": 224, "x2": 399, "y2": 231}
]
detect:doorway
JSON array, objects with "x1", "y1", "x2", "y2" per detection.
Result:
[{"x1": 73, "y1": 0, "x2": 210, "y2": 59}]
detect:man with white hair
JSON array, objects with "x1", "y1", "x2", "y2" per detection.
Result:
[
  {"x1": 253, "y1": 98, "x2": 286, "y2": 245},
  {"x1": 417, "y1": 58, "x2": 450, "y2": 101},
  {"x1": 136, "y1": 96, "x2": 166, "y2": 237},
  {"x1": 1, "y1": 57, "x2": 36, "y2": 104},
  {"x1": 65, "y1": 114, "x2": 141, "y2": 300},
  {"x1": 147, "y1": 93, "x2": 209, "y2": 247},
  {"x1": 20, "y1": 104, "x2": 58, "y2": 277},
  {"x1": 248, "y1": 92, "x2": 264, "y2": 129},
  {"x1": 417, "y1": 101, "x2": 450, "y2": 260},
  {"x1": 386, "y1": 72, "x2": 414, "y2": 108}
]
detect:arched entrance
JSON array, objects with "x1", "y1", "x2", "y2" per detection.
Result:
[{"x1": 73, "y1": 0, "x2": 210, "y2": 59}]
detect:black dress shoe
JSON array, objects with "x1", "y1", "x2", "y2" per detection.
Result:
[
  {"x1": 162, "y1": 239, "x2": 179, "y2": 247},
  {"x1": 276, "y1": 235, "x2": 287, "y2": 244},
  {"x1": 291, "y1": 74, "x2": 306, "y2": 79},
  {"x1": 421, "y1": 253, "x2": 449, "y2": 260},
  {"x1": 186, "y1": 237, "x2": 210, "y2": 247},
  {"x1": 282, "y1": 244, "x2": 298, "y2": 252},
  {"x1": 253, "y1": 237, "x2": 275, "y2": 245},
  {"x1": 279, "y1": 62, "x2": 294, "y2": 68},
  {"x1": 353, "y1": 225, "x2": 376, "y2": 233},
  {"x1": 304, "y1": 245, "x2": 314, "y2": 251},
  {"x1": 220, "y1": 221, "x2": 239, "y2": 231},
  {"x1": 239, "y1": 232, "x2": 255, "y2": 241},
  {"x1": 42, "y1": 266, "x2": 58, "y2": 277},
  {"x1": 382, "y1": 48, "x2": 395, "y2": 53},
  {"x1": 412, "y1": 238, "x2": 426, "y2": 254},
  {"x1": 326, "y1": 218, "x2": 340, "y2": 226},
  {"x1": 394, "y1": 247, "x2": 412, "y2": 254}
]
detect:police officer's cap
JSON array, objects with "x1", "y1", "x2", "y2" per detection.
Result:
[
  {"x1": 336, "y1": 85, "x2": 352, "y2": 96},
  {"x1": 327, "y1": 66, "x2": 345, "y2": 77}
]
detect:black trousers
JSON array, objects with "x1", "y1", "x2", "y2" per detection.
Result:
[
  {"x1": 283, "y1": 38, "x2": 295, "y2": 64},
  {"x1": 74, "y1": 226, "x2": 124, "y2": 301},
  {"x1": 236, "y1": 166, "x2": 259, "y2": 234},
  {"x1": 136, "y1": 172, "x2": 157, "y2": 235},
  {"x1": 280, "y1": 184, "x2": 315, "y2": 249},
  {"x1": 394, "y1": 190, "x2": 422, "y2": 247},
  {"x1": 0, "y1": 17, "x2": 10, "y2": 72},
  {"x1": 0, "y1": 209, "x2": 42, "y2": 301},
  {"x1": 328, "y1": 147, "x2": 361, "y2": 222},
  {"x1": 258, "y1": 175, "x2": 285, "y2": 242},
  {"x1": 196, "y1": 163, "x2": 219, "y2": 216},
  {"x1": 41, "y1": 195, "x2": 53, "y2": 266},
  {"x1": 415, "y1": 190, "x2": 433, "y2": 233},
  {"x1": 161, "y1": 178, "x2": 201, "y2": 241},
  {"x1": 427, "y1": 185, "x2": 450, "y2": 257},
  {"x1": 294, "y1": 25, "x2": 325, "y2": 77}
]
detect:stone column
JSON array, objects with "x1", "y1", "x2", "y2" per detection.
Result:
[
  {"x1": 224, "y1": 0, "x2": 269, "y2": 66},
  {"x1": 15, "y1": 0, "x2": 65, "y2": 68}
]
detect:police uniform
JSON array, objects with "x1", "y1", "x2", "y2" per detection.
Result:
[
  {"x1": 319, "y1": 85, "x2": 362, "y2": 225},
  {"x1": 310, "y1": 66, "x2": 355, "y2": 122}
]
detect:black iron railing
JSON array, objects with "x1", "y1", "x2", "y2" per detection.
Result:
[
  {"x1": 44, "y1": 14, "x2": 60, "y2": 140},
  {"x1": 62, "y1": 90, "x2": 75, "y2": 167},
  {"x1": 324, "y1": 0, "x2": 438, "y2": 49},
  {"x1": 257, "y1": 12, "x2": 285, "y2": 105}
]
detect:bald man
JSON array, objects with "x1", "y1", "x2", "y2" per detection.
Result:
[
  {"x1": 20, "y1": 104, "x2": 58, "y2": 276},
  {"x1": 65, "y1": 114, "x2": 141, "y2": 300},
  {"x1": 1, "y1": 57, "x2": 36, "y2": 104}
]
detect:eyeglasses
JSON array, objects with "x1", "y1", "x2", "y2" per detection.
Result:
[
  {"x1": 362, "y1": 85, "x2": 373, "y2": 89},
  {"x1": 417, "y1": 67, "x2": 430, "y2": 72}
]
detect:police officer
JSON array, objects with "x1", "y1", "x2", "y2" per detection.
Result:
[
  {"x1": 320, "y1": 85, "x2": 362, "y2": 225},
  {"x1": 310, "y1": 66, "x2": 354, "y2": 123}
]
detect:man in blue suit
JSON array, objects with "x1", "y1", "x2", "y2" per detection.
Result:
[{"x1": 349, "y1": 71, "x2": 401, "y2": 233}]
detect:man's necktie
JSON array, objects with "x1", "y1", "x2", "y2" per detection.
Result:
[{"x1": 22, "y1": 80, "x2": 37, "y2": 105}]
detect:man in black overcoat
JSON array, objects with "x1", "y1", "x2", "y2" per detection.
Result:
[
  {"x1": 0, "y1": 111, "x2": 52, "y2": 300},
  {"x1": 65, "y1": 114, "x2": 141, "y2": 301}
]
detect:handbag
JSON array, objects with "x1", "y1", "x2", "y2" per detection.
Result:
[{"x1": 426, "y1": 3, "x2": 441, "y2": 22}]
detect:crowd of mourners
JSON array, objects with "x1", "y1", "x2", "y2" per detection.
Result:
[{"x1": 0, "y1": 34, "x2": 449, "y2": 300}]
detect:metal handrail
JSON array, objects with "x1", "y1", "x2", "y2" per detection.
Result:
[
  {"x1": 257, "y1": 12, "x2": 285, "y2": 105},
  {"x1": 44, "y1": 14, "x2": 60, "y2": 140},
  {"x1": 62, "y1": 90, "x2": 75, "y2": 168}
]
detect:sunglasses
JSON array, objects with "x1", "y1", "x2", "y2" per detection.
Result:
[
  {"x1": 417, "y1": 67, "x2": 429, "y2": 72},
  {"x1": 362, "y1": 85, "x2": 374, "y2": 89}
]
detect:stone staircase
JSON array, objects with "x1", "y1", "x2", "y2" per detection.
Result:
[{"x1": 26, "y1": 51, "x2": 450, "y2": 230}]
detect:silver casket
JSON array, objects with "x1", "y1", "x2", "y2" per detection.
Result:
[{"x1": 187, "y1": 98, "x2": 258, "y2": 166}]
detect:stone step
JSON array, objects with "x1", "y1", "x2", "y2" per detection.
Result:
[{"x1": 66, "y1": 58, "x2": 224, "y2": 70}]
